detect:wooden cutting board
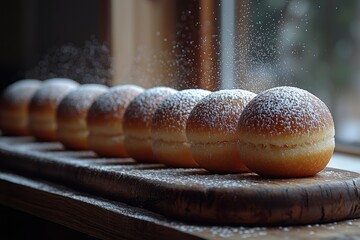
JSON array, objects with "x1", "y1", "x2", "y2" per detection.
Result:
[{"x1": 0, "y1": 136, "x2": 359, "y2": 226}]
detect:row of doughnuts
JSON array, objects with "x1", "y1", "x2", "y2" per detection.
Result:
[{"x1": 0, "y1": 78, "x2": 335, "y2": 178}]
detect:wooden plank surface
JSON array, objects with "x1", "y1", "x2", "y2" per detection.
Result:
[
  {"x1": 0, "y1": 136, "x2": 360, "y2": 227},
  {"x1": 2, "y1": 171, "x2": 360, "y2": 240},
  {"x1": 0, "y1": 171, "x2": 200, "y2": 240}
]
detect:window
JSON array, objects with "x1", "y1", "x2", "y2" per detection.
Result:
[
  {"x1": 4, "y1": 0, "x2": 358, "y2": 152},
  {"x1": 111, "y1": 0, "x2": 360, "y2": 151}
]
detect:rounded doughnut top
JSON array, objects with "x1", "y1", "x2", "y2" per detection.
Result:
[
  {"x1": 152, "y1": 89, "x2": 211, "y2": 142},
  {"x1": 123, "y1": 86, "x2": 177, "y2": 136},
  {"x1": 43, "y1": 78, "x2": 79, "y2": 86},
  {"x1": 237, "y1": 86, "x2": 334, "y2": 138},
  {"x1": 87, "y1": 84, "x2": 144, "y2": 123},
  {"x1": 57, "y1": 84, "x2": 108, "y2": 121},
  {"x1": 1, "y1": 79, "x2": 42, "y2": 107},
  {"x1": 29, "y1": 78, "x2": 79, "y2": 112},
  {"x1": 186, "y1": 89, "x2": 256, "y2": 143}
]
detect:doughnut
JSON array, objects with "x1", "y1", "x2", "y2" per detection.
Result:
[
  {"x1": 123, "y1": 86, "x2": 177, "y2": 162},
  {"x1": 87, "y1": 84, "x2": 144, "y2": 157},
  {"x1": 237, "y1": 86, "x2": 335, "y2": 178},
  {"x1": 29, "y1": 78, "x2": 79, "y2": 141},
  {"x1": 186, "y1": 89, "x2": 256, "y2": 173},
  {"x1": 151, "y1": 89, "x2": 211, "y2": 167},
  {"x1": 0, "y1": 79, "x2": 42, "y2": 136},
  {"x1": 56, "y1": 84, "x2": 108, "y2": 150}
]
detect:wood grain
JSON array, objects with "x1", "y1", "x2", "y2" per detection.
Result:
[
  {"x1": 0, "y1": 171, "x2": 201, "y2": 240},
  {"x1": 3, "y1": 171, "x2": 360, "y2": 240},
  {"x1": 0, "y1": 136, "x2": 360, "y2": 227}
]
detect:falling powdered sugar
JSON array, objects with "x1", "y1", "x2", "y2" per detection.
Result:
[{"x1": 26, "y1": 37, "x2": 112, "y2": 85}]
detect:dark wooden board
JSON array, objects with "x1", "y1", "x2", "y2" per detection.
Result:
[
  {"x1": 4, "y1": 171, "x2": 360, "y2": 240},
  {"x1": 0, "y1": 136, "x2": 360, "y2": 226},
  {"x1": 0, "y1": 171, "x2": 202, "y2": 240}
]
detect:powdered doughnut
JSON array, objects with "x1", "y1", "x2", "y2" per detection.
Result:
[
  {"x1": 0, "y1": 79, "x2": 42, "y2": 136},
  {"x1": 56, "y1": 84, "x2": 108, "y2": 150},
  {"x1": 152, "y1": 89, "x2": 211, "y2": 167},
  {"x1": 186, "y1": 89, "x2": 256, "y2": 173},
  {"x1": 29, "y1": 78, "x2": 79, "y2": 141},
  {"x1": 237, "y1": 86, "x2": 335, "y2": 178},
  {"x1": 87, "y1": 84, "x2": 144, "y2": 157},
  {"x1": 123, "y1": 86, "x2": 177, "y2": 162}
]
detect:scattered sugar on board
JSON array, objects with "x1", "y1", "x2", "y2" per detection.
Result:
[
  {"x1": 1, "y1": 171, "x2": 356, "y2": 239},
  {"x1": 0, "y1": 139, "x2": 355, "y2": 189},
  {"x1": 4, "y1": 172, "x2": 360, "y2": 238},
  {"x1": 0, "y1": 138, "x2": 352, "y2": 189},
  {"x1": 187, "y1": 89, "x2": 256, "y2": 133},
  {"x1": 2, "y1": 139, "x2": 360, "y2": 238},
  {"x1": 112, "y1": 167, "x2": 352, "y2": 189},
  {"x1": 153, "y1": 89, "x2": 211, "y2": 131},
  {"x1": 117, "y1": 168, "x2": 259, "y2": 188},
  {"x1": 239, "y1": 86, "x2": 334, "y2": 136}
]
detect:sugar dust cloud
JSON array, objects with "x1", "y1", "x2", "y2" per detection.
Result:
[
  {"x1": 25, "y1": 1, "x2": 315, "y2": 92},
  {"x1": 26, "y1": 36, "x2": 113, "y2": 86}
]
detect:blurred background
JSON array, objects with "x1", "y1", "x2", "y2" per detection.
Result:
[{"x1": 1, "y1": 0, "x2": 359, "y2": 147}]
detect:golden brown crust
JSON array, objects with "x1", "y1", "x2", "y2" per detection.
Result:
[
  {"x1": 237, "y1": 86, "x2": 335, "y2": 178},
  {"x1": 56, "y1": 84, "x2": 108, "y2": 150},
  {"x1": 88, "y1": 134, "x2": 128, "y2": 157},
  {"x1": 152, "y1": 89, "x2": 211, "y2": 140},
  {"x1": 0, "y1": 111, "x2": 29, "y2": 136},
  {"x1": 238, "y1": 142, "x2": 334, "y2": 178},
  {"x1": 57, "y1": 129, "x2": 88, "y2": 150},
  {"x1": 152, "y1": 140, "x2": 198, "y2": 167},
  {"x1": 186, "y1": 89, "x2": 256, "y2": 143},
  {"x1": 86, "y1": 84, "x2": 144, "y2": 157},
  {"x1": 87, "y1": 85, "x2": 144, "y2": 124},
  {"x1": 124, "y1": 136, "x2": 157, "y2": 162},
  {"x1": 28, "y1": 78, "x2": 79, "y2": 141},
  {"x1": 56, "y1": 84, "x2": 108, "y2": 122},
  {"x1": 151, "y1": 89, "x2": 210, "y2": 167},
  {"x1": 185, "y1": 89, "x2": 256, "y2": 173},
  {"x1": 190, "y1": 142, "x2": 249, "y2": 173},
  {"x1": 123, "y1": 87, "x2": 177, "y2": 138},
  {"x1": 123, "y1": 87, "x2": 177, "y2": 162},
  {"x1": 0, "y1": 79, "x2": 42, "y2": 135}
]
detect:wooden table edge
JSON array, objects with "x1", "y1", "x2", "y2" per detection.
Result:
[{"x1": 0, "y1": 170, "x2": 203, "y2": 240}]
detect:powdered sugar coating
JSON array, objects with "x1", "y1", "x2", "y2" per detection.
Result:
[
  {"x1": 152, "y1": 89, "x2": 211, "y2": 134},
  {"x1": 30, "y1": 78, "x2": 79, "y2": 108},
  {"x1": 43, "y1": 78, "x2": 79, "y2": 86},
  {"x1": 186, "y1": 89, "x2": 256, "y2": 138},
  {"x1": 123, "y1": 87, "x2": 177, "y2": 129},
  {"x1": 88, "y1": 84, "x2": 144, "y2": 121},
  {"x1": 238, "y1": 86, "x2": 334, "y2": 137},
  {"x1": 1, "y1": 79, "x2": 42, "y2": 106},
  {"x1": 57, "y1": 84, "x2": 108, "y2": 117}
]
